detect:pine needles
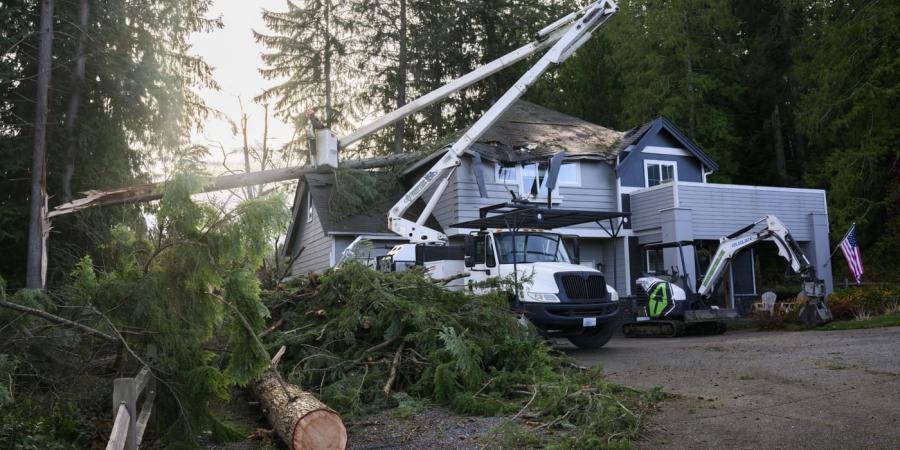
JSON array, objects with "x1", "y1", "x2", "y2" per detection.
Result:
[{"x1": 263, "y1": 263, "x2": 659, "y2": 447}]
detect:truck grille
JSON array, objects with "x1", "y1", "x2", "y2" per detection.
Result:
[{"x1": 558, "y1": 273, "x2": 607, "y2": 301}]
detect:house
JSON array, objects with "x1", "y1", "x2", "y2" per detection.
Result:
[{"x1": 284, "y1": 101, "x2": 832, "y2": 312}]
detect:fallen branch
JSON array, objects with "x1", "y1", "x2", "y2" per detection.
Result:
[
  {"x1": 258, "y1": 318, "x2": 285, "y2": 339},
  {"x1": 382, "y1": 341, "x2": 405, "y2": 396},
  {"x1": 0, "y1": 299, "x2": 116, "y2": 342},
  {"x1": 50, "y1": 152, "x2": 424, "y2": 217}
]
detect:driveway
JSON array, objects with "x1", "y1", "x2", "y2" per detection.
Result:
[{"x1": 567, "y1": 327, "x2": 900, "y2": 449}]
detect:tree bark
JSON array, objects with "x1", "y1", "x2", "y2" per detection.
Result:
[
  {"x1": 50, "y1": 151, "x2": 424, "y2": 217},
  {"x1": 324, "y1": 0, "x2": 333, "y2": 126},
  {"x1": 26, "y1": 0, "x2": 55, "y2": 289},
  {"x1": 392, "y1": 0, "x2": 407, "y2": 154},
  {"x1": 771, "y1": 104, "x2": 788, "y2": 180},
  {"x1": 251, "y1": 370, "x2": 347, "y2": 450},
  {"x1": 61, "y1": 0, "x2": 90, "y2": 202}
]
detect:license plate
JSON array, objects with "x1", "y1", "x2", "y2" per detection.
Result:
[
  {"x1": 636, "y1": 316, "x2": 650, "y2": 322},
  {"x1": 582, "y1": 317, "x2": 597, "y2": 327}
]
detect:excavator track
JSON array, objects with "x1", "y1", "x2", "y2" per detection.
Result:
[
  {"x1": 621, "y1": 320, "x2": 685, "y2": 338},
  {"x1": 621, "y1": 319, "x2": 727, "y2": 338}
]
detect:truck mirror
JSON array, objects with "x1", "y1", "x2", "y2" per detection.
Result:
[
  {"x1": 464, "y1": 235, "x2": 475, "y2": 257},
  {"x1": 571, "y1": 236, "x2": 580, "y2": 265},
  {"x1": 464, "y1": 255, "x2": 475, "y2": 268}
]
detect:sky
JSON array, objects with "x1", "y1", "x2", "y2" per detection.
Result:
[{"x1": 188, "y1": 0, "x2": 293, "y2": 174}]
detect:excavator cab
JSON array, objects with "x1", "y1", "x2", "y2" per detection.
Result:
[{"x1": 623, "y1": 240, "x2": 737, "y2": 337}]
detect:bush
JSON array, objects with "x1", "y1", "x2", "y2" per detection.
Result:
[{"x1": 827, "y1": 285, "x2": 900, "y2": 319}]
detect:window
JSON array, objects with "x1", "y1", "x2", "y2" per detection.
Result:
[
  {"x1": 495, "y1": 233, "x2": 569, "y2": 264},
  {"x1": 474, "y1": 235, "x2": 497, "y2": 267},
  {"x1": 495, "y1": 163, "x2": 518, "y2": 185},
  {"x1": 645, "y1": 161, "x2": 677, "y2": 187},
  {"x1": 646, "y1": 248, "x2": 664, "y2": 274},
  {"x1": 495, "y1": 161, "x2": 580, "y2": 200},
  {"x1": 307, "y1": 191, "x2": 314, "y2": 223}
]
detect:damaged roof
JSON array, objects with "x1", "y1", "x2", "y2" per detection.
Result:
[
  {"x1": 476, "y1": 100, "x2": 624, "y2": 161},
  {"x1": 403, "y1": 100, "x2": 625, "y2": 175},
  {"x1": 284, "y1": 171, "x2": 441, "y2": 252}
]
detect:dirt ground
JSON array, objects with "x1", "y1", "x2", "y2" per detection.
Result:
[{"x1": 566, "y1": 327, "x2": 900, "y2": 449}]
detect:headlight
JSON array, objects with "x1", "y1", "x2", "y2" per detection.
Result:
[
  {"x1": 525, "y1": 292, "x2": 561, "y2": 303},
  {"x1": 609, "y1": 289, "x2": 619, "y2": 302}
]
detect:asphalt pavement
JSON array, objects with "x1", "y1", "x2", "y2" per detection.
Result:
[{"x1": 567, "y1": 327, "x2": 900, "y2": 449}]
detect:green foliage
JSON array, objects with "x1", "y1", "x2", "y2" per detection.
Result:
[
  {"x1": 265, "y1": 263, "x2": 657, "y2": 446},
  {"x1": 60, "y1": 179, "x2": 289, "y2": 447},
  {"x1": 0, "y1": 0, "x2": 221, "y2": 287},
  {"x1": 827, "y1": 285, "x2": 900, "y2": 320},
  {"x1": 817, "y1": 314, "x2": 900, "y2": 331}
]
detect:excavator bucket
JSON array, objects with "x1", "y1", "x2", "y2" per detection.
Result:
[{"x1": 798, "y1": 298, "x2": 833, "y2": 326}]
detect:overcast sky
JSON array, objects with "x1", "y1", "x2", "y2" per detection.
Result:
[{"x1": 188, "y1": 0, "x2": 293, "y2": 173}]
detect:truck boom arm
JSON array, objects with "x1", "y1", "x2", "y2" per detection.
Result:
[
  {"x1": 388, "y1": 1, "x2": 619, "y2": 244},
  {"x1": 697, "y1": 215, "x2": 817, "y2": 298}
]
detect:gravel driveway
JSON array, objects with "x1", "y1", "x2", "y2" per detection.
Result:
[{"x1": 567, "y1": 327, "x2": 900, "y2": 449}]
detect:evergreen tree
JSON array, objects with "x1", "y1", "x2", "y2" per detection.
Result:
[{"x1": 794, "y1": 0, "x2": 900, "y2": 279}]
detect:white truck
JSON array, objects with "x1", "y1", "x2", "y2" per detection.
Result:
[{"x1": 313, "y1": 1, "x2": 625, "y2": 348}]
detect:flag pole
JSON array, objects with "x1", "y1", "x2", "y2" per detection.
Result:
[{"x1": 825, "y1": 222, "x2": 855, "y2": 267}]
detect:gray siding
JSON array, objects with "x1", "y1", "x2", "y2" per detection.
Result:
[
  {"x1": 677, "y1": 183, "x2": 827, "y2": 241},
  {"x1": 291, "y1": 199, "x2": 333, "y2": 275},
  {"x1": 629, "y1": 184, "x2": 675, "y2": 233},
  {"x1": 451, "y1": 157, "x2": 617, "y2": 231}
]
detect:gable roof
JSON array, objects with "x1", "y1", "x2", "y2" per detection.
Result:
[
  {"x1": 617, "y1": 116, "x2": 719, "y2": 171},
  {"x1": 284, "y1": 171, "x2": 441, "y2": 253}
]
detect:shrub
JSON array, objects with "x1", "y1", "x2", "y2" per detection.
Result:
[{"x1": 827, "y1": 285, "x2": 900, "y2": 320}]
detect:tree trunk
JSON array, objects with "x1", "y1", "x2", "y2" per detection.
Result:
[
  {"x1": 50, "y1": 151, "x2": 424, "y2": 217},
  {"x1": 61, "y1": 0, "x2": 90, "y2": 202},
  {"x1": 392, "y1": 0, "x2": 407, "y2": 154},
  {"x1": 26, "y1": 0, "x2": 55, "y2": 289},
  {"x1": 771, "y1": 104, "x2": 788, "y2": 180},
  {"x1": 324, "y1": 0, "x2": 333, "y2": 126},
  {"x1": 251, "y1": 369, "x2": 347, "y2": 450}
]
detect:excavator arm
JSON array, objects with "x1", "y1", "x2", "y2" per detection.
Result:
[{"x1": 697, "y1": 215, "x2": 818, "y2": 298}]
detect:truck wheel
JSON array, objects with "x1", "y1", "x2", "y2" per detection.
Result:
[{"x1": 567, "y1": 323, "x2": 617, "y2": 349}]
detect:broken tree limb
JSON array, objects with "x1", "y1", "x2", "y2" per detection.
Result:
[
  {"x1": 49, "y1": 152, "x2": 423, "y2": 218},
  {"x1": 251, "y1": 369, "x2": 348, "y2": 450},
  {"x1": 0, "y1": 299, "x2": 116, "y2": 342}
]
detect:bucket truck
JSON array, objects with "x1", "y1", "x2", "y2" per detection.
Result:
[
  {"x1": 316, "y1": 1, "x2": 626, "y2": 348},
  {"x1": 622, "y1": 215, "x2": 833, "y2": 337}
]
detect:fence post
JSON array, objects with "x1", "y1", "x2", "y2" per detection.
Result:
[{"x1": 112, "y1": 378, "x2": 137, "y2": 450}]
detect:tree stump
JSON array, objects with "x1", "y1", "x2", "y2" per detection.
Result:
[{"x1": 251, "y1": 370, "x2": 347, "y2": 450}]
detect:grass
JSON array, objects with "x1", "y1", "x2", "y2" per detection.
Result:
[{"x1": 817, "y1": 314, "x2": 900, "y2": 331}]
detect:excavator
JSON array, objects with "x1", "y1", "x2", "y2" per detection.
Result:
[{"x1": 622, "y1": 215, "x2": 833, "y2": 337}]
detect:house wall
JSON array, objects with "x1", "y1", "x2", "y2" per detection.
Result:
[
  {"x1": 291, "y1": 190, "x2": 334, "y2": 275},
  {"x1": 618, "y1": 129, "x2": 705, "y2": 188},
  {"x1": 449, "y1": 156, "x2": 618, "y2": 232},
  {"x1": 629, "y1": 181, "x2": 832, "y2": 296}
]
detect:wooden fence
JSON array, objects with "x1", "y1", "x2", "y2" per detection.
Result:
[{"x1": 106, "y1": 365, "x2": 155, "y2": 450}]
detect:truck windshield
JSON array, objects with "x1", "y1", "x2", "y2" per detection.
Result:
[{"x1": 495, "y1": 233, "x2": 567, "y2": 264}]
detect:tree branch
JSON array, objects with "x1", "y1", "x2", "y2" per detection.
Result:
[{"x1": 0, "y1": 299, "x2": 116, "y2": 342}]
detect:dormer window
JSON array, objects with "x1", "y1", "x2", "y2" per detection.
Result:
[{"x1": 644, "y1": 160, "x2": 677, "y2": 188}]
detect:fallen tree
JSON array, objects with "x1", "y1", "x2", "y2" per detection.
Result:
[
  {"x1": 49, "y1": 151, "x2": 423, "y2": 217},
  {"x1": 252, "y1": 368, "x2": 348, "y2": 450}
]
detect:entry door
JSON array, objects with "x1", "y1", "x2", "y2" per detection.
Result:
[{"x1": 467, "y1": 234, "x2": 497, "y2": 294}]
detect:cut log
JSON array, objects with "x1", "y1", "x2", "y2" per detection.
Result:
[{"x1": 251, "y1": 369, "x2": 347, "y2": 450}]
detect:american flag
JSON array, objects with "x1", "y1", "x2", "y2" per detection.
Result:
[{"x1": 839, "y1": 224, "x2": 864, "y2": 284}]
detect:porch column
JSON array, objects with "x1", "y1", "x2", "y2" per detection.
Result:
[
  {"x1": 807, "y1": 212, "x2": 833, "y2": 294},
  {"x1": 659, "y1": 207, "x2": 696, "y2": 288}
]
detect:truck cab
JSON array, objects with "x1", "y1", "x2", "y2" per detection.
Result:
[{"x1": 381, "y1": 205, "x2": 629, "y2": 349}]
